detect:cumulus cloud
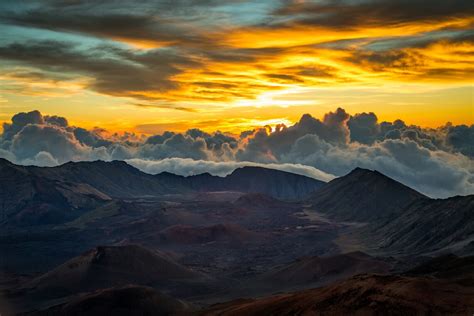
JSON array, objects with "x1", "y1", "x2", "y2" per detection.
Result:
[
  {"x1": 347, "y1": 112, "x2": 380, "y2": 144},
  {"x1": 11, "y1": 124, "x2": 86, "y2": 162},
  {"x1": 0, "y1": 108, "x2": 473, "y2": 198},
  {"x1": 446, "y1": 124, "x2": 474, "y2": 157}
]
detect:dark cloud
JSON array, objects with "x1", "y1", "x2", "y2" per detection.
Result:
[
  {"x1": 145, "y1": 131, "x2": 176, "y2": 145},
  {"x1": 0, "y1": 40, "x2": 198, "y2": 100},
  {"x1": 293, "y1": 65, "x2": 336, "y2": 78},
  {"x1": 363, "y1": 29, "x2": 474, "y2": 51},
  {"x1": 0, "y1": 5, "x2": 206, "y2": 46},
  {"x1": 11, "y1": 124, "x2": 85, "y2": 163},
  {"x1": 347, "y1": 112, "x2": 380, "y2": 144},
  {"x1": 446, "y1": 124, "x2": 474, "y2": 157},
  {"x1": 347, "y1": 50, "x2": 424, "y2": 71},
  {"x1": 1, "y1": 110, "x2": 44, "y2": 143},
  {"x1": 139, "y1": 133, "x2": 210, "y2": 160},
  {"x1": 72, "y1": 127, "x2": 113, "y2": 148},
  {"x1": 45, "y1": 115, "x2": 69, "y2": 127},
  {"x1": 273, "y1": 0, "x2": 474, "y2": 29},
  {"x1": 265, "y1": 73, "x2": 304, "y2": 83}
]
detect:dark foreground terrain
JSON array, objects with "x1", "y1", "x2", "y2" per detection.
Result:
[{"x1": 0, "y1": 159, "x2": 472, "y2": 315}]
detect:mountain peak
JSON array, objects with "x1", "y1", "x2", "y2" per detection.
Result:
[
  {"x1": 350, "y1": 166, "x2": 371, "y2": 173},
  {"x1": 309, "y1": 167, "x2": 426, "y2": 222},
  {"x1": 348, "y1": 167, "x2": 384, "y2": 177}
]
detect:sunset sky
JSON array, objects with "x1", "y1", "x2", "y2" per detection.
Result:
[{"x1": 0, "y1": 0, "x2": 472, "y2": 134}]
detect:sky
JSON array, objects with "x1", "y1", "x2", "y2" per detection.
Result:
[
  {"x1": 0, "y1": 0, "x2": 473, "y2": 198},
  {"x1": 0, "y1": 0, "x2": 472, "y2": 133}
]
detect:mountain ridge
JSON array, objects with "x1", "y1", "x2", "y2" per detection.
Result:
[
  {"x1": 155, "y1": 165, "x2": 326, "y2": 200},
  {"x1": 307, "y1": 167, "x2": 427, "y2": 222}
]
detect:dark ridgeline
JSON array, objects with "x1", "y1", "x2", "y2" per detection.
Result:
[{"x1": 155, "y1": 166, "x2": 325, "y2": 200}]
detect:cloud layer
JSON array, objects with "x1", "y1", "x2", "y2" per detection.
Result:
[
  {"x1": 1, "y1": 108, "x2": 472, "y2": 198},
  {"x1": 0, "y1": 0, "x2": 472, "y2": 109}
]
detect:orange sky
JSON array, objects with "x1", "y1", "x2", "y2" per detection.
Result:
[{"x1": 0, "y1": 1, "x2": 472, "y2": 134}]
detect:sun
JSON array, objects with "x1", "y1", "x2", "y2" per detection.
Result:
[{"x1": 234, "y1": 87, "x2": 316, "y2": 108}]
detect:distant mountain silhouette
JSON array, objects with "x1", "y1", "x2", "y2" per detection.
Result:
[
  {"x1": 156, "y1": 166, "x2": 325, "y2": 200},
  {"x1": 308, "y1": 167, "x2": 427, "y2": 222}
]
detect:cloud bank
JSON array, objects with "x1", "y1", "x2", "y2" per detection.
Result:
[
  {"x1": 126, "y1": 158, "x2": 336, "y2": 182},
  {"x1": 1, "y1": 108, "x2": 473, "y2": 198}
]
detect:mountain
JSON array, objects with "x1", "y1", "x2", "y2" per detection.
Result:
[
  {"x1": 307, "y1": 167, "x2": 426, "y2": 222},
  {"x1": 261, "y1": 251, "x2": 391, "y2": 287},
  {"x1": 25, "y1": 285, "x2": 192, "y2": 316},
  {"x1": 367, "y1": 195, "x2": 474, "y2": 255},
  {"x1": 22, "y1": 245, "x2": 203, "y2": 299},
  {"x1": 0, "y1": 159, "x2": 324, "y2": 224},
  {"x1": 30, "y1": 160, "x2": 186, "y2": 198},
  {"x1": 0, "y1": 158, "x2": 110, "y2": 225},
  {"x1": 156, "y1": 166, "x2": 325, "y2": 200}
]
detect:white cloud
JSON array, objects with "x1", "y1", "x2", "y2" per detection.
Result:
[{"x1": 125, "y1": 157, "x2": 336, "y2": 182}]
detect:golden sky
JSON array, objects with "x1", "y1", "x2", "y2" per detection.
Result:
[{"x1": 0, "y1": 0, "x2": 472, "y2": 134}]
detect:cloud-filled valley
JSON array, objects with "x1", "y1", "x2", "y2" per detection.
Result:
[{"x1": 1, "y1": 108, "x2": 472, "y2": 198}]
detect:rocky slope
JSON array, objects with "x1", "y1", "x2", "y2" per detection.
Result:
[
  {"x1": 0, "y1": 158, "x2": 110, "y2": 225},
  {"x1": 308, "y1": 167, "x2": 427, "y2": 222},
  {"x1": 365, "y1": 195, "x2": 474, "y2": 255}
]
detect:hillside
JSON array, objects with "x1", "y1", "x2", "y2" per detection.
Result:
[
  {"x1": 308, "y1": 167, "x2": 426, "y2": 222},
  {"x1": 23, "y1": 245, "x2": 202, "y2": 299},
  {"x1": 366, "y1": 195, "x2": 474, "y2": 255},
  {"x1": 261, "y1": 251, "x2": 391, "y2": 286},
  {"x1": 203, "y1": 273, "x2": 474, "y2": 315},
  {"x1": 25, "y1": 285, "x2": 192, "y2": 316}
]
